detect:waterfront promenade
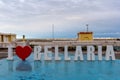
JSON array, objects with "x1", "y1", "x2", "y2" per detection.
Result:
[
  {"x1": 0, "y1": 38, "x2": 120, "y2": 48},
  {"x1": 30, "y1": 40, "x2": 120, "y2": 46}
]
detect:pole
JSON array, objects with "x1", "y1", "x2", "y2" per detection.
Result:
[
  {"x1": 86, "y1": 24, "x2": 89, "y2": 32},
  {"x1": 52, "y1": 24, "x2": 54, "y2": 40}
]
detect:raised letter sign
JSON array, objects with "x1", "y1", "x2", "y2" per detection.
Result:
[
  {"x1": 98, "y1": 46, "x2": 102, "y2": 60},
  {"x1": 7, "y1": 45, "x2": 14, "y2": 60},
  {"x1": 87, "y1": 46, "x2": 95, "y2": 60},
  {"x1": 105, "y1": 45, "x2": 115, "y2": 60},
  {"x1": 64, "y1": 45, "x2": 71, "y2": 60},
  {"x1": 44, "y1": 46, "x2": 52, "y2": 60},
  {"x1": 34, "y1": 46, "x2": 42, "y2": 60},
  {"x1": 74, "y1": 46, "x2": 84, "y2": 60},
  {"x1": 55, "y1": 45, "x2": 61, "y2": 60}
]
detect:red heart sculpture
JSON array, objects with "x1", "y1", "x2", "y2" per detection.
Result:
[{"x1": 15, "y1": 46, "x2": 32, "y2": 61}]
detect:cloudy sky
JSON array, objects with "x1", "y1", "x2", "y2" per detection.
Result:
[{"x1": 0, "y1": 0, "x2": 120, "y2": 38}]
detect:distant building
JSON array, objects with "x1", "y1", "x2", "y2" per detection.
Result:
[
  {"x1": 0, "y1": 33, "x2": 16, "y2": 42},
  {"x1": 77, "y1": 32, "x2": 93, "y2": 41}
]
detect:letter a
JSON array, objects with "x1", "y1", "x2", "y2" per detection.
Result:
[
  {"x1": 105, "y1": 45, "x2": 115, "y2": 60},
  {"x1": 74, "y1": 46, "x2": 84, "y2": 60}
]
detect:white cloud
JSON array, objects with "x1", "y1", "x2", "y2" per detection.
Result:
[
  {"x1": 19, "y1": 0, "x2": 25, "y2": 3},
  {"x1": 0, "y1": 0, "x2": 120, "y2": 38}
]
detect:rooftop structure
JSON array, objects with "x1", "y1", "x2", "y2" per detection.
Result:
[
  {"x1": 77, "y1": 32, "x2": 93, "y2": 41},
  {"x1": 0, "y1": 33, "x2": 16, "y2": 42},
  {"x1": 77, "y1": 24, "x2": 93, "y2": 41}
]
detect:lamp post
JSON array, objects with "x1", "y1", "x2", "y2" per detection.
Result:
[
  {"x1": 86, "y1": 24, "x2": 89, "y2": 32},
  {"x1": 52, "y1": 24, "x2": 54, "y2": 40}
]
